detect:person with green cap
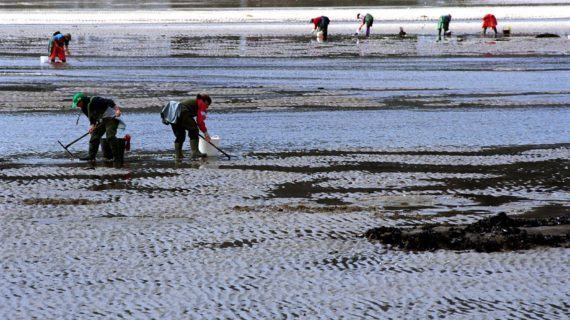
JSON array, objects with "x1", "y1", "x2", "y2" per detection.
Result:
[
  {"x1": 160, "y1": 93, "x2": 212, "y2": 160},
  {"x1": 71, "y1": 92, "x2": 124, "y2": 165}
]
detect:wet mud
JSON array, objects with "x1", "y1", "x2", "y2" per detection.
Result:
[
  {"x1": 1, "y1": 23, "x2": 569, "y2": 113},
  {"x1": 1, "y1": 140, "x2": 569, "y2": 318},
  {"x1": 364, "y1": 212, "x2": 570, "y2": 252},
  {"x1": 22, "y1": 198, "x2": 108, "y2": 206}
]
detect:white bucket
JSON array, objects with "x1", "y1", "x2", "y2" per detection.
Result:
[
  {"x1": 198, "y1": 135, "x2": 221, "y2": 157},
  {"x1": 40, "y1": 56, "x2": 49, "y2": 64}
]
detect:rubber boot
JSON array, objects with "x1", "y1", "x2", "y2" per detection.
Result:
[
  {"x1": 114, "y1": 139, "x2": 125, "y2": 167},
  {"x1": 190, "y1": 139, "x2": 206, "y2": 159},
  {"x1": 109, "y1": 138, "x2": 121, "y2": 167},
  {"x1": 80, "y1": 141, "x2": 99, "y2": 161},
  {"x1": 174, "y1": 143, "x2": 184, "y2": 160}
]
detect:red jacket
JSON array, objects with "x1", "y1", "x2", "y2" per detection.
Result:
[
  {"x1": 196, "y1": 99, "x2": 208, "y2": 133},
  {"x1": 483, "y1": 14, "x2": 498, "y2": 28},
  {"x1": 311, "y1": 17, "x2": 322, "y2": 28}
]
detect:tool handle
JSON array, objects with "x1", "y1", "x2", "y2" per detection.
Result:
[
  {"x1": 64, "y1": 120, "x2": 106, "y2": 148},
  {"x1": 65, "y1": 131, "x2": 90, "y2": 148},
  {"x1": 198, "y1": 133, "x2": 232, "y2": 160}
]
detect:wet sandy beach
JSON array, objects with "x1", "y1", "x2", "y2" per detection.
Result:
[
  {"x1": 1, "y1": 143, "x2": 569, "y2": 318},
  {"x1": 1, "y1": 22, "x2": 569, "y2": 113},
  {"x1": 1, "y1": 1, "x2": 570, "y2": 318}
]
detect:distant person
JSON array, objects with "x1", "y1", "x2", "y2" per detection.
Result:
[
  {"x1": 310, "y1": 16, "x2": 330, "y2": 41},
  {"x1": 398, "y1": 27, "x2": 407, "y2": 38},
  {"x1": 437, "y1": 14, "x2": 452, "y2": 40},
  {"x1": 356, "y1": 13, "x2": 374, "y2": 38},
  {"x1": 48, "y1": 31, "x2": 71, "y2": 63},
  {"x1": 71, "y1": 93, "x2": 124, "y2": 165},
  {"x1": 482, "y1": 14, "x2": 498, "y2": 36},
  {"x1": 161, "y1": 93, "x2": 212, "y2": 160}
]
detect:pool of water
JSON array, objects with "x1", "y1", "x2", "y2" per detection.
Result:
[{"x1": 2, "y1": 107, "x2": 569, "y2": 158}]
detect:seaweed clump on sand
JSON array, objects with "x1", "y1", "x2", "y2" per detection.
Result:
[{"x1": 363, "y1": 212, "x2": 570, "y2": 252}]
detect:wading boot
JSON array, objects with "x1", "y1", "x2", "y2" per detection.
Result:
[
  {"x1": 174, "y1": 143, "x2": 184, "y2": 161},
  {"x1": 114, "y1": 139, "x2": 125, "y2": 167},
  {"x1": 79, "y1": 141, "x2": 99, "y2": 161},
  {"x1": 108, "y1": 138, "x2": 122, "y2": 168},
  {"x1": 190, "y1": 139, "x2": 206, "y2": 159}
]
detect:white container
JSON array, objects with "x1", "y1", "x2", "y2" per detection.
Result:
[
  {"x1": 40, "y1": 56, "x2": 49, "y2": 64},
  {"x1": 198, "y1": 135, "x2": 221, "y2": 157}
]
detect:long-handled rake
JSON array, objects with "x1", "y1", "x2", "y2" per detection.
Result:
[
  {"x1": 58, "y1": 122, "x2": 104, "y2": 158},
  {"x1": 58, "y1": 131, "x2": 90, "y2": 158}
]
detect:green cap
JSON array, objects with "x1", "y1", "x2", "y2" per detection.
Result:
[{"x1": 71, "y1": 92, "x2": 84, "y2": 109}]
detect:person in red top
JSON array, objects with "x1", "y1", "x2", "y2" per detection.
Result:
[
  {"x1": 161, "y1": 93, "x2": 212, "y2": 159},
  {"x1": 482, "y1": 14, "x2": 498, "y2": 36},
  {"x1": 310, "y1": 16, "x2": 330, "y2": 41}
]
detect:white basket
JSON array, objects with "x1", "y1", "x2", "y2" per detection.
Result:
[{"x1": 198, "y1": 135, "x2": 221, "y2": 157}]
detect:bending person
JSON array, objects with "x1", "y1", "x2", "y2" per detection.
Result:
[
  {"x1": 356, "y1": 13, "x2": 374, "y2": 38},
  {"x1": 161, "y1": 93, "x2": 212, "y2": 160},
  {"x1": 71, "y1": 92, "x2": 123, "y2": 165},
  {"x1": 482, "y1": 14, "x2": 498, "y2": 36},
  {"x1": 310, "y1": 16, "x2": 330, "y2": 41},
  {"x1": 437, "y1": 14, "x2": 452, "y2": 40},
  {"x1": 48, "y1": 31, "x2": 71, "y2": 63}
]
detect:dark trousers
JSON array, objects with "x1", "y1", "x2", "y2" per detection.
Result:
[
  {"x1": 320, "y1": 26, "x2": 328, "y2": 41},
  {"x1": 90, "y1": 118, "x2": 119, "y2": 145},
  {"x1": 318, "y1": 19, "x2": 329, "y2": 41},
  {"x1": 171, "y1": 122, "x2": 198, "y2": 144}
]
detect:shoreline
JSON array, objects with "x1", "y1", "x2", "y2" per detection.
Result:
[{"x1": 2, "y1": 6, "x2": 569, "y2": 25}]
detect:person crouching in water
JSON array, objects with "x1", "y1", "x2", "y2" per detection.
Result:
[
  {"x1": 398, "y1": 27, "x2": 407, "y2": 38},
  {"x1": 482, "y1": 14, "x2": 498, "y2": 37},
  {"x1": 437, "y1": 14, "x2": 452, "y2": 40},
  {"x1": 310, "y1": 16, "x2": 330, "y2": 41},
  {"x1": 356, "y1": 13, "x2": 374, "y2": 38},
  {"x1": 48, "y1": 31, "x2": 71, "y2": 63},
  {"x1": 161, "y1": 93, "x2": 212, "y2": 160},
  {"x1": 71, "y1": 92, "x2": 124, "y2": 165}
]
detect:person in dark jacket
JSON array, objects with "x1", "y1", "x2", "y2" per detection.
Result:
[
  {"x1": 49, "y1": 31, "x2": 71, "y2": 63},
  {"x1": 161, "y1": 93, "x2": 212, "y2": 160},
  {"x1": 437, "y1": 14, "x2": 452, "y2": 40},
  {"x1": 71, "y1": 92, "x2": 123, "y2": 164},
  {"x1": 310, "y1": 16, "x2": 330, "y2": 41}
]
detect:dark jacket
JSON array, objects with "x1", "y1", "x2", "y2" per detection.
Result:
[{"x1": 80, "y1": 96, "x2": 116, "y2": 125}]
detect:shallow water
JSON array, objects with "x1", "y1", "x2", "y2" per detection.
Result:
[
  {"x1": 2, "y1": 53, "x2": 570, "y2": 112},
  {"x1": 1, "y1": 107, "x2": 569, "y2": 158}
]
